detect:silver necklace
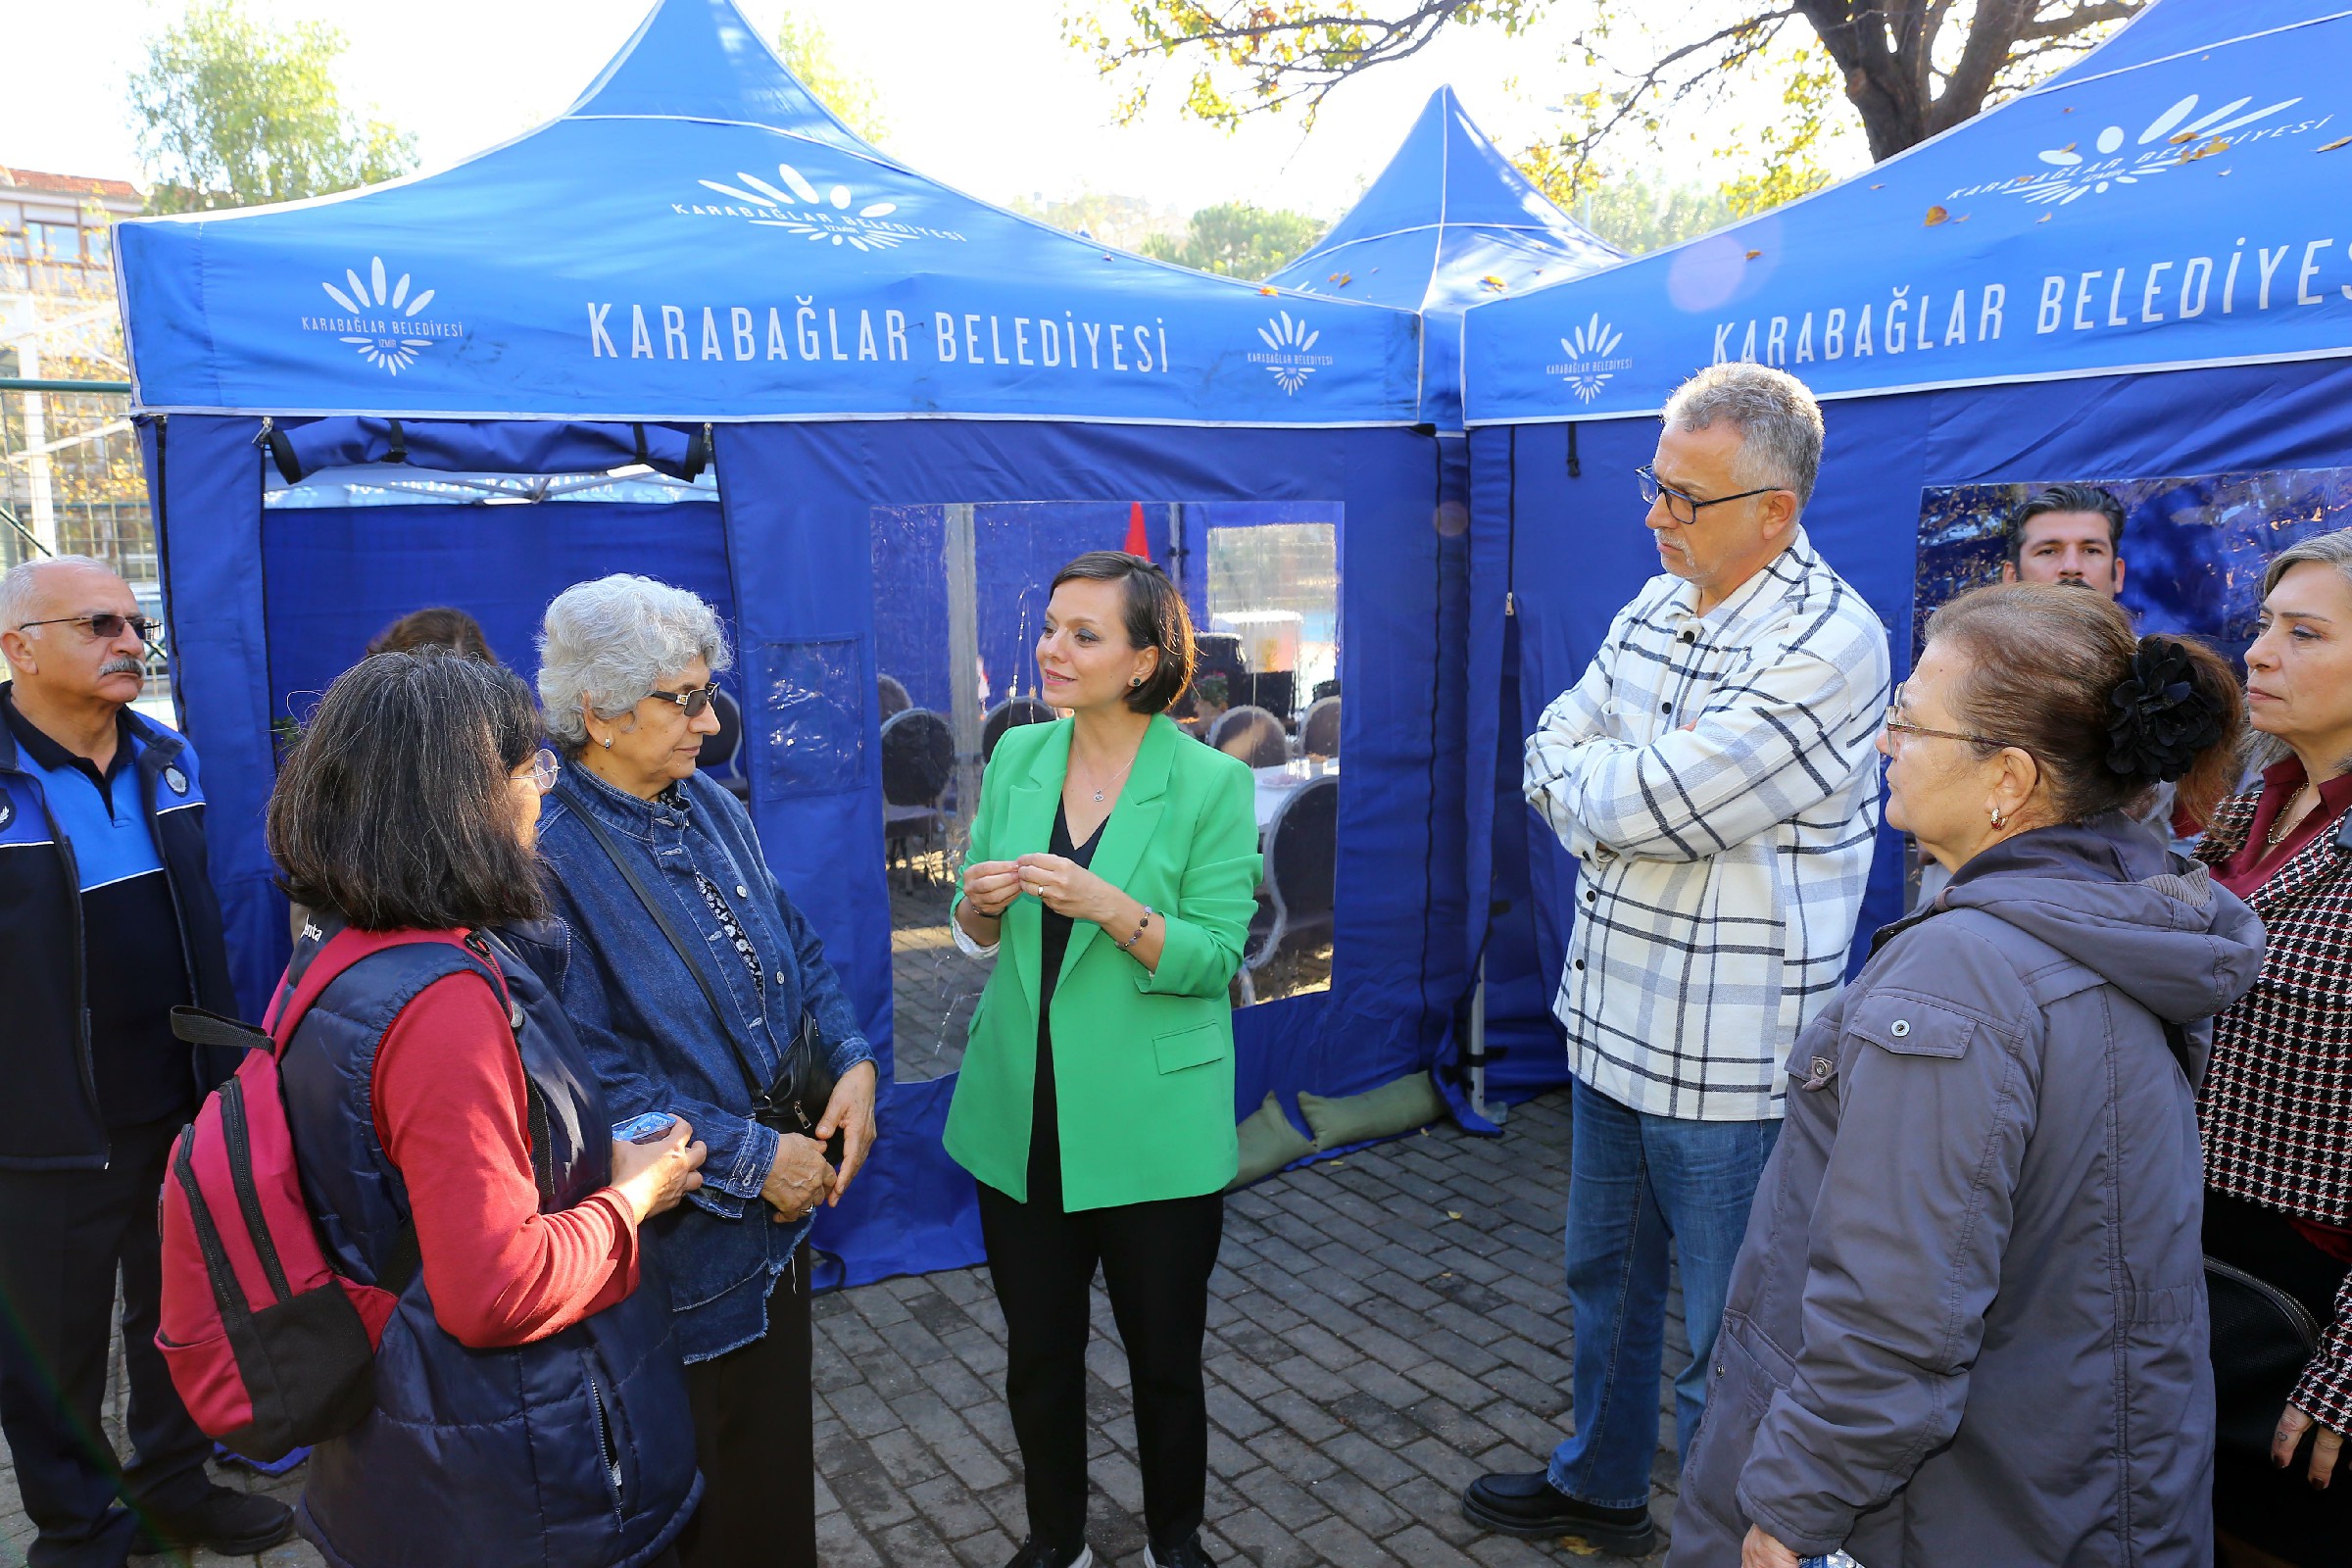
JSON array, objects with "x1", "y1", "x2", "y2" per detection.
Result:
[{"x1": 1075, "y1": 746, "x2": 1138, "y2": 805}]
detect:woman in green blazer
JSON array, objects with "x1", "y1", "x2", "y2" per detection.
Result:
[{"x1": 948, "y1": 552, "x2": 1261, "y2": 1568}]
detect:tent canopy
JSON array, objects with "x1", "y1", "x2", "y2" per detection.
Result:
[
  {"x1": 1268, "y1": 86, "x2": 1621, "y2": 427},
  {"x1": 115, "y1": 0, "x2": 1422, "y2": 426},
  {"x1": 1461, "y1": 0, "x2": 2352, "y2": 422}
]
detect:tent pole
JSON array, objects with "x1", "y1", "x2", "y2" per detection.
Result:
[{"x1": 944, "y1": 503, "x2": 983, "y2": 842}]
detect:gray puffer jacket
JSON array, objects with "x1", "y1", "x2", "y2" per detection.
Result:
[{"x1": 1670, "y1": 814, "x2": 2265, "y2": 1568}]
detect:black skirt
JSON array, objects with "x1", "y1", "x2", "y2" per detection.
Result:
[{"x1": 2205, "y1": 1189, "x2": 2352, "y2": 1567}]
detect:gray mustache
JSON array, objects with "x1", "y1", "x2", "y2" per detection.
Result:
[{"x1": 100, "y1": 657, "x2": 146, "y2": 677}]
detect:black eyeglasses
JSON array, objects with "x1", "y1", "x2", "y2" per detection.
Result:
[
  {"x1": 1637, "y1": 465, "x2": 1788, "y2": 527},
  {"x1": 13, "y1": 612, "x2": 161, "y2": 643},
  {"x1": 646, "y1": 680, "x2": 720, "y2": 717}
]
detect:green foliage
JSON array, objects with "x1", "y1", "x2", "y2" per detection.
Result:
[
  {"x1": 128, "y1": 0, "x2": 416, "y2": 214},
  {"x1": 1008, "y1": 191, "x2": 1187, "y2": 254},
  {"x1": 773, "y1": 12, "x2": 891, "y2": 145},
  {"x1": 1138, "y1": 202, "x2": 1327, "y2": 276},
  {"x1": 1069, "y1": 2, "x2": 2142, "y2": 210}
]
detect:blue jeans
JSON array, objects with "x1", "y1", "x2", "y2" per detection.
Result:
[{"x1": 1546, "y1": 1079, "x2": 1781, "y2": 1509}]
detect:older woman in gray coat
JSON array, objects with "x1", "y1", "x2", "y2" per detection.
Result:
[{"x1": 1670, "y1": 585, "x2": 2265, "y2": 1568}]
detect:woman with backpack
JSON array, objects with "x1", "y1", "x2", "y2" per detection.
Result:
[{"x1": 264, "y1": 649, "x2": 708, "y2": 1568}]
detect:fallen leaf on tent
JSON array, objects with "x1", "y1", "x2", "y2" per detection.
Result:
[
  {"x1": 1258, "y1": 286, "x2": 1279, "y2": 295},
  {"x1": 2170, "y1": 131, "x2": 2196, "y2": 144},
  {"x1": 2182, "y1": 138, "x2": 2230, "y2": 163},
  {"x1": 1870, "y1": 182, "x2": 1885, "y2": 189},
  {"x1": 2321, "y1": 136, "x2": 2352, "y2": 152},
  {"x1": 1329, "y1": 271, "x2": 1351, "y2": 285},
  {"x1": 1955, "y1": 213, "x2": 1972, "y2": 222},
  {"x1": 1744, "y1": 249, "x2": 1762, "y2": 260},
  {"x1": 2037, "y1": 213, "x2": 2053, "y2": 222},
  {"x1": 1923, "y1": 205, "x2": 1949, "y2": 226},
  {"x1": 1480, "y1": 274, "x2": 1507, "y2": 289}
]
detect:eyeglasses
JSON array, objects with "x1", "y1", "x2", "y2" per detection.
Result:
[
  {"x1": 511, "y1": 747, "x2": 561, "y2": 794},
  {"x1": 646, "y1": 680, "x2": 720, "y2": 717},
  {"x1": 1882, "y1": 685, "x2": 2010, "y2": 751},
  {"x1": 1637, "y1": 465, "x2": 1788, "y2": 527},
  {"x1": 14, "y1": 612, "x2": 161, "y2": 643}
]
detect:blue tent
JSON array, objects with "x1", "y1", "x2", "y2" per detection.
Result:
[
  {"x1": 118, "y1": 0, "x2": 1460, "y2": 1286},
  {"x1": 1454, "y1": 0, "x2": 2352, "y2": 1092},
  {"x1": 1263, "y1": 87, "x2": 1620, "y2": 1119},
  {"x1": 1267, "y1": 85, "x2": 1622, "y2": 430}
]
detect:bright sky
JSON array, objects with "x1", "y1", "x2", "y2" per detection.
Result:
[{"x1": 0, "y1": 0, "x2": 1863, "y2": 221}]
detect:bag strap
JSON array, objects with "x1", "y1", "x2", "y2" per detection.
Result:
[
  {"x1": 568, "y1": 802, "x2": 768, "y2": 1103},
  {"x1": 170, "y1": 1005, "x2": 272, "y2": 1053},
  {"x1": 263, "y1": 926, "x2": 512, "y2": 1297}
]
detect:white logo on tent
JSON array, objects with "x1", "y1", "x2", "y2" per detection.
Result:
[
  {"x1": 307, "y1": 258, "x2": 457, "y2": 374},
  {"x1": 1971, "y1": 92, "x2": 2310, "y2": 207},
  {"x1": 1249, "y1": 312, "x2": 1330, "y2": 394},
  {"x1": 689, "y1": 164, "x2": 963, "y2": 250},
  {"x1": 1545, "y1": 315, "x2": 1631, "y2": 403}
]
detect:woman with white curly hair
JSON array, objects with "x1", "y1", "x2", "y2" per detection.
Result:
[{"x1": 533, "y1": 574, "x2": 878, "y2": 1568}]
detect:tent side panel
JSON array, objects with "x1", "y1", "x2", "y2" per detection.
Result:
[{"x1": 146, "y1": 414, "x2": 283, "y2": 1019}]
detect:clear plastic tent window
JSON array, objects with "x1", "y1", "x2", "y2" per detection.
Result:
[
  {"x1": 867, "y1": 500, "x2": 1344, "y2": 1082},
  {"x1": 264, "y1": 464, "x2": 719, "y2": 509}
]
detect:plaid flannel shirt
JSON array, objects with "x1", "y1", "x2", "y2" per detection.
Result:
[{"x1": 1525, "y1": 529, "x2": 1890, "y2": 1122}]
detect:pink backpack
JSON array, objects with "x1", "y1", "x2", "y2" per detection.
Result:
[{"x1": 155, "y1": 927, "x2": 510, "y2": 1462}]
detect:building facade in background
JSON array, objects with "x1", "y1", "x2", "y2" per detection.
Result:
[{"x1": 1, "y1": 166, "x2": 168, "y2": 706}]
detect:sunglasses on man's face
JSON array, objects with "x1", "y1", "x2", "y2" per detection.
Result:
[
  {"x1": 645, "y1": 680, "x2": 720, "y2": 717},
  {"x1": 15, "y1": 612, "x2": 161, "y2": 643}
]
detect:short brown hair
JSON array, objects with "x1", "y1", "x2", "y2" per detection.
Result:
[
  {"x1": 368, "y1": 606, "x2": 498, "y2": 662},
  {"x1": 1925, "y1": 584, "x2": 2243, "y2": 823},
  {"x1": 1049, "y1": 551, "x2": 1197, "y2": 714},
  {"x1": 269, "y1": 649, "x2": 548, "y2": 931}
]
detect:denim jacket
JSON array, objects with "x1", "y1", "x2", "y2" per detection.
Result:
[{"x1": 538, "y1": 763, "x2": 874, "y2": 1362}]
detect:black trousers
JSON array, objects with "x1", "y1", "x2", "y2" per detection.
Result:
[
  {"x1": 0, "y1": 1116, "x2": 214, "y2": 1568},
  {"x1": 678, "y1": 1248, "x2": 814, "y2": 1568},
  {"x1": 978, "y1": 1179, "x2": 1224, "y2": 1554},
  {"x1": 2206, "y1": 1189, "x2": 2352, "y2": 1568}
]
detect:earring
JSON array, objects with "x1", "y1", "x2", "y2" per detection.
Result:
[
  {"x1": 1130, "y1": 676, "x2": 1144, "y2": 688},
  {"x1": 1989, "y1": 805, "x2": 2006, "y2": 829},
  {"x1": 601, "y1": 735, "x2": 613, "y2": 750}
]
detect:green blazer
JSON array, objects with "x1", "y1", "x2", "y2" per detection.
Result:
[{"x1": 944, "y1": 713, "x2": 1261, "y2": 1210}]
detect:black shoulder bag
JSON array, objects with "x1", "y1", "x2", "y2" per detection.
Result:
[{"x1": 570, "y1": 805, "x2": 843, "y2": 1164}]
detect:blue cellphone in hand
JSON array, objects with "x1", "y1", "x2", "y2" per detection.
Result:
[{"x1": 612, "y1": 1112, "x2": 679, "y2": 1145}]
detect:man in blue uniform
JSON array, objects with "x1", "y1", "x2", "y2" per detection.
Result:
[{"x1": 0, "y1": 557, "x2": 291, "y2": 1567}]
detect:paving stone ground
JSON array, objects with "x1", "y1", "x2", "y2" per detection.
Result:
[
  {"x1": 1, "y1": 1088, "x2": 1683, "y2": 1567},
  {"x1": 811, "y1": 1088, "x2": 1688, "y2": 1568}
]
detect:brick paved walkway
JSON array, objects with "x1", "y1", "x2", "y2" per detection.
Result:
[
  {"x1": 2, "y1": 1087, "x2": 1681, "y2": 1567},
  {"x1": 811, "y1": 1088, "x2": 1685, "y2": 1567}
]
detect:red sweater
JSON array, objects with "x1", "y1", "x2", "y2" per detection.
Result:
[{"x1": 371, "y1": 973, "x2": 640, "y2": 1348}]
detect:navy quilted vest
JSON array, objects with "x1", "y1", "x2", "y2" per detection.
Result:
[{"x1": 276, "y1": 916, "x2": 700, "y2": 1568}]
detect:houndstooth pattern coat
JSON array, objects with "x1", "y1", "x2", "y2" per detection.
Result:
[{"x1": 2196, "y1": 784, "x2": 2352, "y2": 1428}]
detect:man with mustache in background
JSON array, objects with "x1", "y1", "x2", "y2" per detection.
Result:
[
  {"x1": 1999, "y1": 482, "x2": 2128, "y2": 597},
  {"x1": 1913, "y1": 482, "x2": 2143, "y2": 907},
  {"x1": 0, "y1": 556, "x2": 291, "y2": 1567}
]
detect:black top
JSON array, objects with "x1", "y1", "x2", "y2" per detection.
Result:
[{"x1": 1027, "y1": 801, "x2": 1104, "y2": 1210}]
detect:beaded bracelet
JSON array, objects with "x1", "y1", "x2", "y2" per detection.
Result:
[{"x1": 1114, "y1": 905, "x2": 1156, "y2": 953}]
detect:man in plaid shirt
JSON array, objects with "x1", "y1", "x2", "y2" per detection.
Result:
[{"x1": 1462, "y1": 364, "x2": 1889, "y2": 1557}]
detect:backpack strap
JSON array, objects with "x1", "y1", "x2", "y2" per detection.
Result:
[
  {"x1": 264, "y1": 926, "x2": 514, "y2": 1297},
  {"x1": 268, "y1": 927, "x2": 515, "y2": 1054}
]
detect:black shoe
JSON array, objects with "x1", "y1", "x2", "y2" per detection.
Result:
[
  {"x1": 1145, "y1": 1536, "x2": 1218, "y2": 1568},
  {"x1": 1003, "y1": 1538, "x2": 1093, "y2": 1568},
  {"x1": 1461, "y1": 1471, "x2": 1656, "y2": 1553},
  {"x1": 130, "y1": 1485, "x2": 296, "y2": 1556}
]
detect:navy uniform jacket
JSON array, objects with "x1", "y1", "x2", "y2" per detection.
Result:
[{"x1": 0, "y1": 681, "x2": 239, "y2": 1169}]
